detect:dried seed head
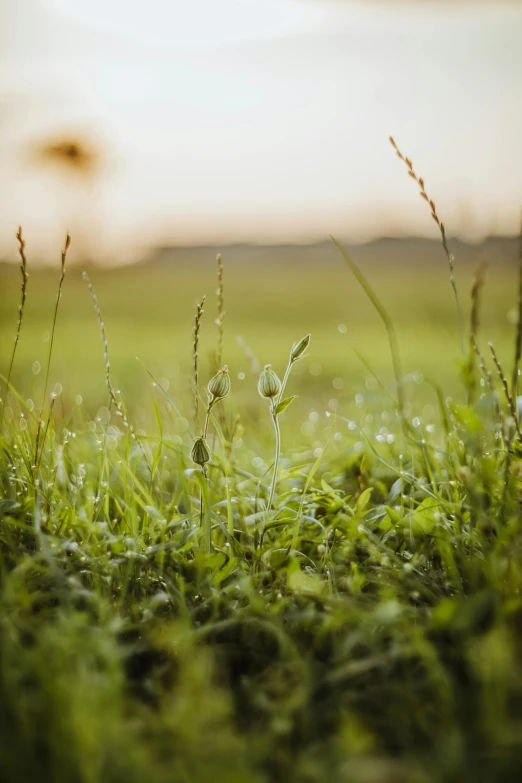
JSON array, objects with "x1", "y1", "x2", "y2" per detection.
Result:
[
  {"x1": 208, "y1": 365, "x2": 231, "y2": 401},
  {"x1": 291, "y1": 334, "x2": 310, "y2": 362},
  {"x1": 258, "y1": 365, "x2": 281, "y2": 399},
  {"x1": 191, "y1": 436, "x2": 210, "y2": 466}
]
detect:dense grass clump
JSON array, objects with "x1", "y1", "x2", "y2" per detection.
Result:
[{"x1": 1, "y1": 155, "x2": 522, "y2": 780}]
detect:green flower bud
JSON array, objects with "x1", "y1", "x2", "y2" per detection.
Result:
[
  {"x1": 258, "y1": 365, "x2": 281, "y2": 399},
  {"x1": 191, "y1": 436, "x2": 210, "y2": 466},
  {"x1": 207, "y1": 365, "x2": 231, "y2": 401},
  {"x1": 291, "y1": 334, "x2": 310, "y2": 362}
]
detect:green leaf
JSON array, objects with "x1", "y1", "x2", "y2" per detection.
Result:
[
  {"x1": 355, "y1": 487, "x2": 373, "y2": 513},
  {"x1": 274, "y1": 395, "x2": 298, "y2": 416},
  {"x1": 321, "y1": 478, "x2": 336, "y2": 494},
  {"x1": 287, "y1": 568, "x2": 324, "y2": 596},
  {"x1": 410, "y1": 497, "x2": 439, "y2": 534},
  {"x1": 384, "y1": 505, "x2": 403, "y2": 525}
]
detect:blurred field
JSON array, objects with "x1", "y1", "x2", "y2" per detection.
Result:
[{"x1": 0, "y1": 240, "x2": 519, "y2": 426}]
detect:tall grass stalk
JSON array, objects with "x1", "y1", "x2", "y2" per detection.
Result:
[
  {"x1": 82, "y1": 273, "x2": 132, "y2": 429},
  {"x1": 192, "y1": 297, "x2": 206, "y2": 432},
  {"x1": 390, "y1": 136, "x2": 465, "y2": 355},
  {"x1": 331, "y1": 237, "x2": 408, "y2": 438},
  {"x1": 34, "y1": 234, "x2": 70, "y2": 470},
  {"x1": 511, "y1": 211, "x2": 522, "y2": 401},
  {"x1": 213, "y1": 254, "x2": 230, "y2": 440},
  {"x1": 472, "y1": 336, "x2": 504, "y2": 439},
  {"x1": 83, "y1": 272, "x2": 143, "y2": 518},
  {"x1": 215, "y1": 254, "x2": 225, "y2": 369},
  {"x1": 467, "y1": 264, "x2": 485, "y2": 405},
  {"x1": 489, "y1": 342, "x2": 521, "y2": 442},
  {"x1": 1, "y1": 228, "x2": 29, "y2": 431}
]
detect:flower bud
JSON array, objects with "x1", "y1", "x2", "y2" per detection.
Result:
[
  {"x1": 258, "y1": 365, "x2": 281, "y2": 399},
  {"x1": 208, "y1": 365, "x2": 231, "y2": 401},
  {"x1": 191, "y1": 436, "x2": 210, "y2": 466},
  {"x1": 291, "y1": 334, "x2": 310, "y2": 362}
]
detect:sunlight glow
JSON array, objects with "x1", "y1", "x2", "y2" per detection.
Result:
[
  {"x1": 1, "y1": 1, "x2": 521, "y2": 261},
  {"x1": 45, "y1": 0, "x2": 328, "y2": 47}
]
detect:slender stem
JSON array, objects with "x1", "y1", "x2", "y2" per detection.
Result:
[
  {"x1": 200, "y1": 466, "x2": 212, "y2": 553},
  {"x1": 511, "y1": 222, "x2": 522, "y2": 400},
  {"x1": 267, "y1": 402, "x2": 281, "y2": 512},
  {"x1": 35, "y1": 235, "x2": 70, "y2": 471},
  {"x1": 193, "y1": 296, "x2": 206, "y2": 432},
  {"x1": 2, "y1": 228, "x2": 29, "y2": 431},
  {"x1": 389, "y1": 138, "x2": 465, "y2": 357},
  {"x1": 277, "y1": 359, "x2": 293, "y2": 405},
  {"x1": 266, "y1": 354, "x2": 295, "y2": 512},
  {"x1": 449, "y1": 266, "x2": 465, "y2": 358},
  {"x1": 332, "y1": 237, "x2": 409, "y2": 439},
  {"x1": 203, "y1": 399, "x2": 214, "y2": 440},
  {"x1": 225, "y1": 474, "x2": 234, "y2": 536},
  {"x1": 200, "y1": 478, "x2": 204, "y2": 535}
]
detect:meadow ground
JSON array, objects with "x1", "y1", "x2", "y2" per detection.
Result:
[
  {"x1": 0, "y1": 244, "x2": 518, "y2": 416},
  {"x1": 1, "y1": 240, "x2": 522, "y2": 783}
]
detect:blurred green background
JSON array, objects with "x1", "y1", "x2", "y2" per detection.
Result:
[{"x1": 0, "y1": 240, "x2": 519, "y2": 427}]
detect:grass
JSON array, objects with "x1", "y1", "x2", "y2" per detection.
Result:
[
  {"x1": 1, "y1": 188, "x2": 522, "y2": 779},
  {"x1": 0, "y1": 251, "x2": 517, "y2": 416}
]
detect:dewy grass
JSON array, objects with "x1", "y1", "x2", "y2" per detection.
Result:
[{"x1": 2, "y1": 222, "x2": 522, "y2": 783}]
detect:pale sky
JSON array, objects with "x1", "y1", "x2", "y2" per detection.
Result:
[{"x1": 1, "y1": 0, "x2": 522, "y2": 262}]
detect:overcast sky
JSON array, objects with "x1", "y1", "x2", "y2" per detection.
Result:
[{"x1": 1, "y1": 0, "x2": 521, "y2": 262}]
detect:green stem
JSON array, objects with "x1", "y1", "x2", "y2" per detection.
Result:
[
  {"x1": 277, "y1": 359, "x2": 293, "y2": 405},
  {"x1": 200, "y1": 477, "x2": 205, "y2": 537},
  {"x1": 199, "y1": 467, "x2": 212, "y2": 553},
  {"x1": 35, "y1": 256, "x2": 67, "y2": 473},
  {"x1": 203, "y1": 399, "x2": 215, "y2": 440},
  {"x1": 267, "y1": 403, "x2": 281, "y2": 512},
  {"x1": 225, "y1": 473, "x2": 234, "y2": 537},
  {"x1": 266, "y1": 354, "x2": 295, "y2": 512}
]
